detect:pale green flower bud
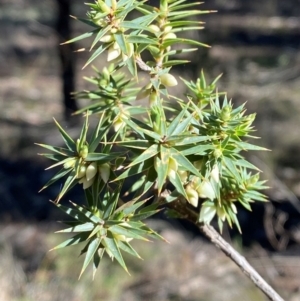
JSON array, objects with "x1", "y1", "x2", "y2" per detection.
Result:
[
  {"x1": 113, "y1": 112, "x2": 128, "y2": 132},
  {"x1": 77, "y1": 164, "x2": 87, "y2": 179},
  {"x1": 164, "y1": 32, "x2": 177, "y2": 40},
  {"x1": 100, "y1": 34, "x2": 114, "y2": 43},
  {"x1": 211, "y1": 165, "x2": 220, "y2": 183},
  {"x1": 95, "y1": 18, "x2": 106, "y2": 27},
  {"x1": 63, "y1": 158, "x2": 76, "y2": 169},
  {"x1": 149, "y1": 24, "x2": 160, "y2": 33},
  {"x1": 164, "y1": 25, "x2": 172, "y2": 33},
  {"x1": 167, "y1": 157, "x2": 178, "y2": 179},
  {"x1": 113, "y1": 117, "x2": 125, "y2": 132},
  {"x1": 86, "y1": 162, "x2": 98, "y2": 181},
  {"x1": 99, "y1": 163, "x2": 110, "y2": 183},
  {"x1": 191, "y1": 176, "x2": 201, "y2": 192},
  {"x1": 79, "y1": 175, "x2": 95, "y2": 189},
  {"x1": 113, "y1": 41, "x2": 120, "y2": 50},
  {"x1": 178, "y1": 170, "x2": 188, "y2": 183},
  {"x1": 122, "y1": 43, "x2": 134, "y2": 61},
  {"x1": 213, "y1": 148, "x2": 222, "y2": 159},
  {"x1": 199, "y1": 203, "x2": 216, "y2": 224},
  {"x1": 246, "y1": 173, "x2": 260, "y2": 186},
  {"x1": 110, "y1": 28, "x2": 117, "y2": 34},
  {"x1": 197, "y1": 180, "x2": 215, "y2": 200},
  {"x1": 185, "y1": 185, "x2": 199, "y2": 207},
  {"x1": 160, "y1": 73, "x2": 178, "y2": 87},
  {"x1": 107, "y1": 43, "x2": 121, "y2": 61},
  {"x1": 220, "y1": 106, "x2": 231, "y2": 121},
  {"x1": 127, "y1": 43, "x2": 134, "y2": 57},
  {"x1": 79, "y1": 145, "x2": 88, "y2": 159}
]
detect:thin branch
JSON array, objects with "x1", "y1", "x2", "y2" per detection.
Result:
[
  {"x1": 135, "y1": 55, "x2": 152, "y2": 72},
  {"x1": 165, "y1": 196, "x2": 285, "y2": 301},
  {"x1": 199, "y1": 224, "x2": 285, "y2": 301}
]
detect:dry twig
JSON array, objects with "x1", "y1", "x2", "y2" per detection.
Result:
[
  {"x1": 199, "y1": 224, "x2": 285, "y2": 301},
  {"x1": 165, "y1": 196, "x2": 285, "y2": 301}
]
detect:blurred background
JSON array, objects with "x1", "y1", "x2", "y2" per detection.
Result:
[{"x1": 0, "y1": 0, "x2": 300, "y2": 300}]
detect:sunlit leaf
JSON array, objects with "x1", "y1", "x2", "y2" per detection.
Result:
[
  {"x1": 126, "y1": 144, "x2": 159, "y2": 168},
  {"x1": 50, "y1": 232, "x2": 90, "y2": 251},
  {"x1": 118, "y1": 240, "x2": 142, "y2": 258},
  {"x1": 62, "y1": 29, "x2": 98, "y2": 44},
  {"x1": 39, "y1": 168, "x2": 71, "y2": 192},
  {"x1": 56, "y1": 222, "x2": 95, "y2": 233},
  {"x1": 102, "y1": 236, "x2": 128, "y2": 272},
  {"x1": 79, "y1": 237, "x2": 102, "y2": 279}
]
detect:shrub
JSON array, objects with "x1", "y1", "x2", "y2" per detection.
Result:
[{"x1": 38, "y1": 0, "x2": 267, "y2": 280}]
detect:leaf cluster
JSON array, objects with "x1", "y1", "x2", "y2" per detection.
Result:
[{"x1": 38, "y1": 0, "x2": 268, "y2": 276}]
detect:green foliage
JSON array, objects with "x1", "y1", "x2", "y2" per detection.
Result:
[{"x1": 38, "y1": 0, "x2": 268, "y2": 277}]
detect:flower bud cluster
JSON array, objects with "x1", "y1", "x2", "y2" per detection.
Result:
[
  {"x1": 77, "y1": 162, "x2": 98, "y2": 189},
  {"x1": 106, "y1": 40, "x2": 134, "y2": 63},
  {"x1": 87, "y1": 0, "x2": 135, "y2": 64},
  {"x1": 73, "y1": 161, "x2": 111, "y2": 189},
  {"x1": 184, "y1": 165, "x2": 220, "y2": 207},
  {"x1": 148, "y1": 23, "x2": 176, "y2": 39}
]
